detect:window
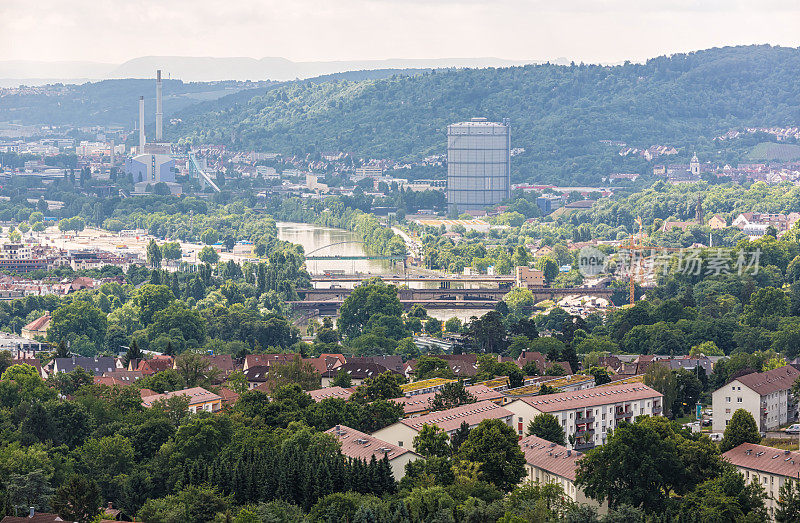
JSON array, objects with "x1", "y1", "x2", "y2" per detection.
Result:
[
  {"x1": 726, "y1": 397, "x2": 731, "y2": 402},
  {"x1": 398, "y1": 441, "x2": 403, "y2": 447},
  {"x1": 518, "y1": 417, "x2": 523, "y2": 423},
  {"x1": 737, "y1": 397, "x2": 742, "y2": 403}
]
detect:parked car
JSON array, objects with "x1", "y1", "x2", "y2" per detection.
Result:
[
  {"x1": 709, "y1": 433, "x2": 723, "y2": 442},
  {"x1": 702, "y1": 419, "x2": 711, "y2": 427},
  {"x1": 786, "y1": 424, "x2": 800, "y2": 434}
]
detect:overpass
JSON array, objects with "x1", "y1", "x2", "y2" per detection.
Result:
[
  {"x1": 310, "y1": 275, "x2": 516, "y2": 284},
  {"x1": 187, "y1": 154, "x2": 221, "y2": 192},
  {"x1": 291, "y1": 285, "x2": 614, "y2": 313}
]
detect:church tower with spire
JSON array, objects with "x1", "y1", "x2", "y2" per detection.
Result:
[{"x1": 690, "y1": 152, "x2": 700, "y2": 177}]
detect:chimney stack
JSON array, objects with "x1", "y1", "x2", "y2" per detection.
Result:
[
  {"x1": 138, "y1": 96, "x2": 146, "y2": 149},
  {"x1": 155, "y1": 70, "x2": 163, "y2": 142},
  {"x1": 109, "y1": 139, "x2": 115, "y2": 167}
]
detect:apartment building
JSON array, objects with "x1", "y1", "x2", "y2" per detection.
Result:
[
  {"x1": 519, "y1": 435, "x2": 607, "y2": 514},
  {"x1": 711, "y1": 365, "x2": 800, "y2": 433},
  {"x1": 505, "y1": 383, "x2": 663, "y2": 451},
  {"x1": 371, "y1": 400, "x2": 513, "y2": 449},
  {"x1": 723, "y1": 442, "x2": 800, "y2": 519}
]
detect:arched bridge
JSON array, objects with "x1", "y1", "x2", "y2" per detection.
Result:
[{"x1": 303, "y1": 241, "x2": 408, "y2": 261}]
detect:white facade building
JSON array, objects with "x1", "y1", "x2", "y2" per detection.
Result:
[
  {"x1": 505, "y1": 383, "x2": 664, "y2": 451},
  {"x1": 712, "y1": 365, "x2": 799, "y2": 433}
]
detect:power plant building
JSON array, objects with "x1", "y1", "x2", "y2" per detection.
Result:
[
  {"x1": 124, "y1": 154, "x2": 176, "y2": 184},
  {"x1": 447, "y1": 118, "x2": 511, "y2": 213}
]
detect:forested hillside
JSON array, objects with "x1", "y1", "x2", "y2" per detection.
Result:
[{"x1": 172, "y1": 45, "x2": 800, "y2": 185}]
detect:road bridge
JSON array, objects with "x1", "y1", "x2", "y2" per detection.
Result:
[
  {"x1": 310, "y1": 275, "x2": 517, "y2": 284},
  {"x1": 291, "y1": 285, "x2": 614, "y2": 313}
]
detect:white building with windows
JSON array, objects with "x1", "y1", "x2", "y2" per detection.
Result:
[
  {"x1": 505, "y1": 383, "x2": 663, "y2": 451},
  {"x1": 723, "y1": 442, "x2": 800, "y2": 519},
  {"x1": 519, "y1": 435, "x2": 607, "y2": 514},
  {"x1": 711, "y1": 365, "x2": 799, "y2": 434}
]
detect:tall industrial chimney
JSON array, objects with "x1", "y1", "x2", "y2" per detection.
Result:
[
  {"x1": 109, "y1": 139, "x2": 115, "y2": 166},
  {"x1": 155, "y1": 70, "x2": 163, "y2": 142},
  {"x1": 138, "y1": 96, "x2": 146, "y2": 149}
]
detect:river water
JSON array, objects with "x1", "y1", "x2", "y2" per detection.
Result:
[{"x1": 276, "y1": 221, "x2": 491, "y2": 322}]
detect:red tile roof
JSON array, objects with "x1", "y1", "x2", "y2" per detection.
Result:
[
  {"x1": 723, "y1": 442, "x2": 800, "y2": 478},
  {"x1": 514, "y1": 382, "x2": 662, "y2": 413},
  {"x1": 308, "y1": 386, "x2": 354, "y2": 402},
  {"x1": 519, "y1": 434, "x2": 582, "y2": 481},
  {"x1": 22, "y1": 313, "x2": 50, "y2": 332},
  {"x1": 733, "y1": 365, "x2": 800, "y2": 395},
  {"x1": 325, "y1": 424, "x2": 418, "y2": 462},
  {"x1": 399, "y1": 400, "x2": 513, "y2": 433},
  {"x1": 218, "y1": 387, "x2": 240, "y2": 406}
]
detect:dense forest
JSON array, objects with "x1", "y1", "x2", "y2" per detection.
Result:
[{"x1": 171, "y1": 45, "x2": 800, "y2": 184}]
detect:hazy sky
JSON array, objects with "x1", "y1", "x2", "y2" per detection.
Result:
[{"x1": 3, "y1": 0, "x2": 800, "y2": 63}]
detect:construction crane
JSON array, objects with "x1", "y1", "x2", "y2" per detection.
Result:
[{"x1": 619, "y1": 216, "x2": 683, "y2": 306}]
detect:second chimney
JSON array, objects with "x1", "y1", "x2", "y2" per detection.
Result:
[
  {"x1": 138, "y1": 96, "x2": 146, "y2": 149},
  {"x1": 155, "y1": 69, "x2": 163, "y2": 142}
]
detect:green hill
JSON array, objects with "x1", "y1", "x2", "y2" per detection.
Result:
[
  {"x1": 171, "y1": 45, "x2": 800, "y2": 185},
  {"x1": 746, "y1": 141, "x2": 800, "y2": 161}
]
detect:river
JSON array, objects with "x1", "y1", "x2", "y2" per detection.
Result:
[{"x1": 276, "y1": 221, "x2": 492, "y2": 323}]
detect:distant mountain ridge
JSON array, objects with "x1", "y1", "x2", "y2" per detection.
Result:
[
  {"x1": 170, "y1": 45, "x2": 800, "y2": 185},
  {"x1": 0, "y1": 56, "x2": 545, "y2": 85}
]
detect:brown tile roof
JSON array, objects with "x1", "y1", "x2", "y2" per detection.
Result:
[
  {"x1": 514, "y1": 382, "x2": 662, "y2": 413},
  {"x1": 723, "y1": 442, "x2": 800, "y2": 478},
  {"x1": 137, "y1": 357, "x2": 173, "y2": 375},
  {"x1": 519, "y1": 434, "x2": 582, "y2": 481},
  {"x1": 392, "y1": 384, "x2": 502, "y2": 415},
  {"x1": 325, "y1": 424, "x2": 418, "y2": 462},
  {"x1": 243, "y1": 365, "x2": 272, "y2": 382},
  {"x1": 245, "y1": 353, "x2": 296, "y2": 368},
  {"x1": 515, "y1": 350, "x2": 572, "y2": 375},
  {"x1": 303, "y1": 354, "x2": 346, "y2": 375},
  {"x1": 1, "y1": 513, "x2": 66, "y2": 523},
  {"x1": 218, "y1": 387, "x2": 240, "y2": 406},
  {"x1": 347, "y1": 355, "x2": 404, "y2": 374},
  {"x1": 12, "y1": 357, "x2": 42, "y2": 376},
  {"x1": 308, "y1": 386, "x2": 354, "y2": 402},
  {"x1": 203, "y1": 354, "x2": 235, "y2": 374},
  {"x1": 399, "y1": 400, "x2": 513, "y2": 433},
  {"x1": 734, "y1": 365, "x2": 800, "y2": 396},
  {"x1": 141, "y1": 387, "x2": 221, "y2": 408},
  {"x1": 22, "y1": 313, "x2": 50, "y2": 332},
  {"x1": 321, "y1": 361, "x2": 401, "y2": 379}
]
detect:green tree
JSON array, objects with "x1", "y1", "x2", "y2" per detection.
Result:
[
  {"x1": 424, "y1": 317, "x2": 442, "y2": 336},
  {"x1": 458, "y1": 419, "x2": 526, "y2": 491},
  {"x1": 720, "y1": 409, "x2": 761, "y2": 452},
  {"x1": 50, "y1": 474, "x2": 101, "y2": 523},
  {"x1": 351, "y1": 371, "x2": 404, "y2": 402},
  {"x1": 445, "y1": 317, "x2": 462, "y2": 333},
  {"x1": 174, "y1": 352, "x2": 221, "y2": 389},
  {"x1": 331, "y1": 370, "x2": 352, "y2": 388},
  {"x1": 201, "y1": 228, "x2": 220, "y2": 245},
  {"x1": 138, "y1": 485, "x2": 229, "y2": 523},
  {"x1": 763, "y1": 357, "x2": 788, "y2": 371},
  {"x1": 46, "y1": 301, "x2": 107, "y2": 350},
  {"x1": 413, "y1": 424, "x2": 451, "y2": 458},
  {"x1": 643, "y1": 363, "x2": 678, "y2": 418},
  {"x1": 526, "y1": 413, "x2": 566, "y2": 445},
  {"x1": 133, "y1": 284, "x2": 174, "y2": 326},
  {"x1": 429, "y1": 381, "x2": 476, "y2": 411},
  {"x1": 198, "y1": 245, "x2": 220, "y2": 265},
  {"x1": 536, "y1": 257, "x2": 559, "y2": 283},
  {"x1": 776, "y1": 479, "x2": 800, "y2": 522},
  {"x1": 160, "y1": 242, "x2": 183, "y2": 261},
  {"x1": 224, "y1": 369, "x2": 249, "y2": 395},
  {"x1": 337, "y1": 280, "x2": 403, "y2": 339},
  {"x1": 147, "y1": 239, "x2": 162, "y2": 268}
]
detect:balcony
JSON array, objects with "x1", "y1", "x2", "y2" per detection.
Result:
[
  {"x1": 574, "y1": 441, "x2": 595, "y2": 451},
  {"x1": 615, "y1": 411, "x2": 632, "y2": 420},
  {"x1": 576, "y1": 416, "x2": 595, "y2": 425},
  {"x1": 653, "y1": 406, "x2": 662, "y2": 415},
  {"x1": 575, "y1": 428, "x2": 595, "y2": 438}
]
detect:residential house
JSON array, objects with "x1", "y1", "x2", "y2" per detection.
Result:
[
  {"x1": 1, "y1": 512, "x2": 69, "y2": 523},
  {"x1": 218, "y1": 387, "x2": 240, "y2": 407},
  {"x1": 501, "y1": 375, "x2": 596, "y2": 401},
  {"x1": 141, "y1": 386, "x2": 222, "y2": 413},
  {"x1": 660, "y1": 220, "x2": 697, "y2": 232},
  {"x1": 400, "y1": 378, "x2": 456, "y2": 397},
  {"x1": 53, "y1": 356, "x2": 119, "y2": 376},
  {"x1": 134, "y1": 355, "x2": 174, "y2": 375},
  {"x1": 708, "y1": 215, "x2": 727, "y2": 229},
  {"x1": 94, "y1": 369, "x2": 142, "y2": 386},
  {"x1": 320, "y1": 361, "x2": 401, "y2": 387},
  {"x1": 347, "y1": 355, "x2": 404, "y2": 374},
  {"x1": 243, "y1": 365, "x2": 272, "y2": 389},
  {"x1": 711, "y1": 365, "x2": 800, "y2": 433},
  {"x1": 371, "y1": 400, "x2": 514, "y2": 448},
  {"x1": 243, "y1": 353, "x2": 297, "y2": 370},
  {"x1": 505, "y1": 383, "x2": 664, "y2": 450},
  {"x1": 20, "y1": 313, "x2": 50, "y2": 339},
  {"x1": 723, "y1": 442, "x2": 800, "y2": 519},
  {"x1": 515, "y1": 351, "x2": 573, "y2": 375},
  {"x1": 303, "y1": 353, "x2": 346, "y2": 375},
  {"x1": 519, "y1": 435, "x2": 607, "y2": 514},
  {"x1": 325, "y1": 424, "x2": 423, "y2": 480},
  {"x1": 308, "y1": 386, "x2": 354, "y2": 402}
]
